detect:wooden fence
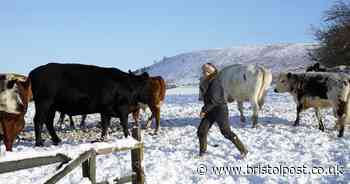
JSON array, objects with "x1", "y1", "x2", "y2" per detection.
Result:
[{"x1": 0, "y1": 126, "x2": 145, "y2": 184}]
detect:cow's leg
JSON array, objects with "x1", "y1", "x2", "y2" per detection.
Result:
[
  {"x1": 34, "y1": 102, "x2": 51, "y2": 146},
  {"x1": 58, "y1": 113, "x2": 65, "y2": 129},
  {"x1": 145, "y1": 107, "x2": 154, "y2": 130},
  {"x1": 80, "y1": 114, "x2": 87, "y2": 128},
  {"x1": 69, "y1": 115, "x2": 75, "y2": 129},
  {"x1": 336, "y1": 116, "x2": 346, "y2": 138},
  {"x1": 132, "y1": 109, "x2": 140, "y2": 126},
  {"x1": 252, "y1": 101, "x2": 260, "y2": 128},
  {"x1": 197, "y1": 118, "x2": 212, "y2": 156},
  {"x1": 45, "y1": 110, "x2": 61, "y2": 145},
  {"x1": 153, "y1": 107, "x2": 161, "y2": 134},
  {"x1": 34, "y1": 112, "x2": 45, "y2": 146},
  {"x1": 119, "y1": 111, "x2": 130, "y2": 138},
  {"x1": 14, "y1": 117, "x2": 25, "y2": 143},
  {"x1": 100, "y1": 114, "x2": 111, "y2": 140},
  {"x1": 336, "y1": 101, "x2": 347, "y2": 137},
  {"x1": 145, "y1": 114, "x2": 153, "y2": 130},
  {"x1": 294, "y1": 104, "x2": 302, "y2": 126},
  {"x1": 314, "y1": 108, "x2": 325, "y2": 132},
  {"x1": 237, "y1": 101, "x2": 246, "y2": 123},
  {"x1": 1, "y1": 121, "x2": 15, "y2": 151}
]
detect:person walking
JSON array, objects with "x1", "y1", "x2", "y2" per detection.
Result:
[{"x1": 198, "y1": 63, "x2": 248, "y2": 158}]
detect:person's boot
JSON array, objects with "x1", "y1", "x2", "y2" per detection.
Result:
[
  {"x1": 199, "y1": 138, "x2": 208, "y2": 157},
  {"x1": 231, "y1": 135, "x2": 248, "y2": 159}
]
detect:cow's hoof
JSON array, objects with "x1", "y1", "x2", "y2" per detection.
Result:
[
  {"x1": 293, "y1": 123, "x2": 299, "y2": 127},
  {"x1": 35, "y1": 141, "x2": 44, "y2": 147},
  {"x1": 91, "y1": 138, "x2": 103, "y2": 143},
  {"x1": 123, "y1": 131, "x2": 130, "y2": 138},
  {"x1": 52, "y1": 138, "x2": 62, "y2": 145},
  {"x1": 338, "y1": 134, "x2": 343, "y2": 138},
  {"x1": 52, "y1": 141, "x2": 61, "y2": 146},
  {"x1": 199, "y1": 151, "x2": 208, "y2": 157},
  {"x1": 319, "y1": 127, "x2": 325, "y2": 132},
  {"x1": 148, "y1": 131, "x2": 158, "y2": 136}
]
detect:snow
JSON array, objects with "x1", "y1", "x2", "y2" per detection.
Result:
[
  {"x1": 0, "y1": 86, "x2": 349, "y2": 184},
  {"x1": 0, "y1": 137, "x2": 139, "y2": 162}
]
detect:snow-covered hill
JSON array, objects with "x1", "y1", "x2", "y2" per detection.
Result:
[{"x1": 141, "y1": 43, "x2": 316, "y2": 86}]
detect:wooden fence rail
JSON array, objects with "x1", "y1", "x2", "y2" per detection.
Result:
[
  {"x1": 0, "y1": 126, "x2": 145, "y2": 184},
  {"x1": 0, "y1": 153, "x2": 71, "y2": 174}
]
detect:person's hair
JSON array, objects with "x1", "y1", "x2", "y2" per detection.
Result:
[{"x1": 202, "y1": 63, "x2": 218, "y2": 79}]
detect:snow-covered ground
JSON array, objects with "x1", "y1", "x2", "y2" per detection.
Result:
[{"x1": 0, "y1": 86, "x2": 350, "y2": 184}]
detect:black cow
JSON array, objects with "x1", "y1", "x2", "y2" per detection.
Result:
[
  {"x1": 29, "y1": 63, "x2": 152, "y2": 146},
  {"x1": 306, "y1": 63, "x2": 350, "y2": 74}
]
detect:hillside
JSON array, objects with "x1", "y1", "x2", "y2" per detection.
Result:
[{"x1": 141, "y1": 43, "x2": 316, "y2": 86}]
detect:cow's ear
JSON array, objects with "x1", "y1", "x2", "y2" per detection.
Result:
[
  {"x1": 128, "y1": 70, "x2": 135, "y2": 76},
  {"x1": 315, "y1": 63, "x2": 320, "y2": 68},
  {"x1": 16, "y1": 79, "x2": 30, "y2": 89},
  {"x1": 7, "y1": 80, "x2": 16, "y2": 89},
  {"x1": 287, "y1": 72, "x2": 292, "y2": 79}
]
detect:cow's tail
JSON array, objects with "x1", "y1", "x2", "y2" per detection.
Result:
[
  {"x1": 345, "y1": 79, "x2": 350, "y2": 125},
  {"x1": 27, "y1": 78, "x2": 33, "y2": 102},
  {"x1": 156, "y1": 76, "x2": 166, "y2": 108},
  {"x1": 257, "y1": 66, "x2": 272, "y2": 109}
]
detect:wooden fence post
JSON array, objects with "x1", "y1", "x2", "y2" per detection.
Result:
[
  {"x1": 131, "y1": 125, "x2": 145, "y2": 184},
  {"x1": 82, "y1": 150, "x2": 96, "y2": 184},
  {"x1": 45, "y1": 150, "x2": 93, "y2": 184}
]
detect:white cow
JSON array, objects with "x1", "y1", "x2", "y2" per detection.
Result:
[{"x1": 200, "y1": 64, "x2": 272, "y2": 127}]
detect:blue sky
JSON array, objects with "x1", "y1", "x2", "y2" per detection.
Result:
[{"x1": 1, "y1": 0, "x2": 334, "y2": 74}]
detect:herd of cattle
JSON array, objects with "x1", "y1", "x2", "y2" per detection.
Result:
[{"x1": 0, "y1": 62, "x2": 349, "y2": 152}]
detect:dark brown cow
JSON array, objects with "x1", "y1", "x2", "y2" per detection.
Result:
[{"x1": 0, "y1": 74, "x2": 32, "y2": 151}]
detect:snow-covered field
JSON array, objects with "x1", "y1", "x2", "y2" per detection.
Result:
[{"x1": 0, "y1": 86, "x2": 350, "y2": 184}]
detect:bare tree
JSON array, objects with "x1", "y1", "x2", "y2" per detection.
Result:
[{"x1": 309, "y1": 0, "x2": 350, "y2": 66}]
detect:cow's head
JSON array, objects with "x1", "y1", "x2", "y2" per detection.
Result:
[
  {"x1": 0, "y1": 74, "x2": 27, "y2": 114},
  {"x1": 274, "y1": 73, "x2": 297, "y2": 93},
  {"x1": 128, "y1": 70, "x2": 149, "y2": 79},
  {"x1": 306, "y1": 63, "x2": 327, "y2": 72}
]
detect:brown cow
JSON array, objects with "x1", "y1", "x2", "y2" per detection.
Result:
[
  {"x1": 132, "y1": 76, "x2": 166, "y2": 134},
  {"x1": 0, "y1": 74, "x2": 32, "y2": 151}
]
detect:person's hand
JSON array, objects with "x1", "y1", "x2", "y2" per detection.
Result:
[{"x1": 200, "y1": 112, "x2": 206, "y2": 118}]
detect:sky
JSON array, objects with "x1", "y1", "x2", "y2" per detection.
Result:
[{"x1": 0, "y1": 0, "x2": 335, "y2": 74}]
